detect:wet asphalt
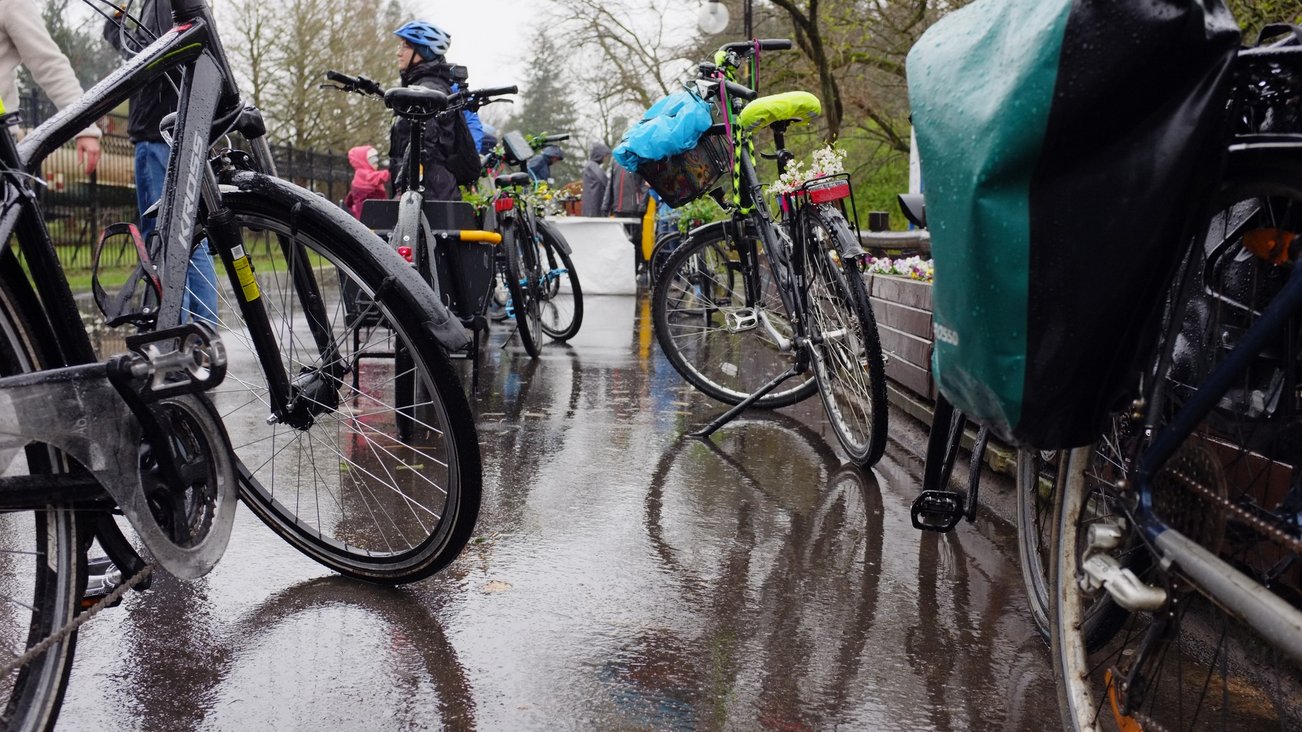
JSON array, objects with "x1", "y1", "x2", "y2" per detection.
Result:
[{"x1": 57, "y1": 292, "x2": 1056, "y2": 730}]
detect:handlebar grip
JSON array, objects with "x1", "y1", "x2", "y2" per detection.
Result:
[
  {"x1": 541, "y1": 133, "x2": 570, "y2": 143},
  {"x1": 723, "y1": 80, "x2": 757, "y2": 101},
  {"x1": 476, "y1": 85, "x2": 518, "y2": 98},
  {"x1": 757, "y1": 38, "x2": 792, "y2": 51},
  {"x1": 325, "y1": 70, "x2": 354, "y2": 84}
]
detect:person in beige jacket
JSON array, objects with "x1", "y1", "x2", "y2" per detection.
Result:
[{"x1": 0, "y1": 0, "x2": 101, "y2": 173}]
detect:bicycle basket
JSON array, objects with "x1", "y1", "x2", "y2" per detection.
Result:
[
  {"x1": 1233, "y1": 41, "x2": 1302, "y2": 136},
  {"x1": 639, "y1": 133, "x2": 730, "y2": 208}
]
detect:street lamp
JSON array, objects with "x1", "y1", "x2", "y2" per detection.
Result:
[{"x1": 697, "y1": 0, "x2": 729, "y2": 35}]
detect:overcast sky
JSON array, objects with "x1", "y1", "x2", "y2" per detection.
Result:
[{"x1": 402, "y1": 0, "x2": 535, "y2": 89}]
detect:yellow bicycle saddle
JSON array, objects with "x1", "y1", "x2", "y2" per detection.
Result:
[{"x1": 737, "y1": 91, "x2": 822, "y2": 131}]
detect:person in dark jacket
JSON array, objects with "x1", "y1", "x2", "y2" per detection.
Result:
[
  {"x1": 526, "y1": 145, "x2": 564, "y2": 183},
  {"x1": 390, "y1": 20, "x2": 461, "y2": 201},
  {"x1": 581, "y1": 142, "x2": 610, "y2": 217},
  {"x1": 103, "y1": 0, "x2": 216, "y2": 324}
]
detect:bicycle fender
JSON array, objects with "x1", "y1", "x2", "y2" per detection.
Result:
[
  {"x1": 218, "y1": 170, "x2": 472, "y2": 352},
  {"x1": 536, "y1": 219, "x2": 572, "y2": 255}
]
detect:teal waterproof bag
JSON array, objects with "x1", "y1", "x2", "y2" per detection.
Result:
[{"x1": 907, "y1": 0, "x2": 1240, "y2": 448}]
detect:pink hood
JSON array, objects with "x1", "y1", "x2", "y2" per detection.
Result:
[{"x1": 348, "y1": 145, "x2": 390, "y2": 193}]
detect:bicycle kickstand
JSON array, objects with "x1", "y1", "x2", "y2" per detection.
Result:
[{"x1": 689, "y1": 363, "x2": 803, "y2": 439}]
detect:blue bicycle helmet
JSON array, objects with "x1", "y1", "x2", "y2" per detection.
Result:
[{"x1": 394, "y1": 21, "x2": 451, "y2": 61}]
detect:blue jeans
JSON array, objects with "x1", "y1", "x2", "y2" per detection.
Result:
[{"x1": 135, "y1": 140, "x2": 218, "y2": 325}]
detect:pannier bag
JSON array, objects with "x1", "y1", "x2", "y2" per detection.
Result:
[
  {"x1": 612, "y1": 90, "x2": 715, "y2": 174},
  {"x1": 907, "y1": 0, "x2": 1240, "y2": 448}
]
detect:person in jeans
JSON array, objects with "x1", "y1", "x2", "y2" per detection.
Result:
[
  {"x1": 0, "y1": 0, "x2": 101, "y2": 173},
  {"x1": 104, "y1": 0, "x2": 217, "y2": 325}
]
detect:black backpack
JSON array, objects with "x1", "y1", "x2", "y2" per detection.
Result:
[{"x1": 445, "y1": 112, "x2": 482, "y2": 186}]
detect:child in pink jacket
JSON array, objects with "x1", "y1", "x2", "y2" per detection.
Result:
[{"x1": 344, "y1": 145, "x2": 390, "y2": 219}]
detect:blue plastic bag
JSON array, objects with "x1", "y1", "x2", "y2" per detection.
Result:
[{"x1": 612, "y1": 91, "x2": 714, "y2": 172}]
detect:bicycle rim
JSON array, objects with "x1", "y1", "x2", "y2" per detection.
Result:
[
  {"x1": 536, "y1": 226, "x2": 583, "y2": 341},
  {"x1": 193, "y1": 192, "x2": 481, "y2": 583},
  {"x1": 1053, "y1": 153, "x2": 1302, "y2": 730},
  {"x1": 803, "y1": 207, "x2": 888, "y2": 468},
  {"x1": 652, "y1": 222, "x2": 817, "y2": 408},
  {"x1": 505, "y1": 217, "x2": 543, "y2": 356},
  {"x1": 0, "y1": 253, "x2": 84, "y2": 732}
]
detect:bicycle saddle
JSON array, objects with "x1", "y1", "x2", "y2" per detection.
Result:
[
  {"x1": 738, "y1": 91, "x2": 822, "y2": 130},
  {"x1": 494, "y1": 172, "x2": 533, "y2": 188},
  {"x1": 384, "y1": 86, "x2": 448, "y2": 119}
]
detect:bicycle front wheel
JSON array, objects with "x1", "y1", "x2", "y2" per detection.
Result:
[
  {"x1": 536, "y1": 221, "x2": 583, "y2": 341},
  {"x1": 802, "y1": 205, "x2": 888, "y2": 468},
  {"x1": 504, "y1": 215, "x2": 544, "y2": 357},
  {"x1": 201, "y1": 172, "x2": 482, "y2": 583},
  {"x1": 0, "y1": 252, "x2": 86, "y2": 731},
  {"x1": 652, "y1": 220, "x2": 817, "y2": 408},
  {"x1": 1053, "y1": 151, "x2": 1302, "y2": 730}
]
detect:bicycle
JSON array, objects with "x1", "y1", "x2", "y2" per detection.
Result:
[
  {"x1": 495, "y1": 131, "x2": 584, "y2": 345},
  {"x1": 1, "y1": 2, "x2": 481, "y2": 725},
  {"x1": 649, "y1": 39, "x2": 888, "y2": 469},
  {"x1": 322, "y1": 70, "x2": 516, "y2": 383},
  {"x1": 1041, "y1": 34, "x2": 1302, "y2": 730},
  {"x1": 891, "y1": 195, "x2": 994, "y2": 535},
  {"x1": 483, "y1": 130, "x2": 584, "y2": 356}
]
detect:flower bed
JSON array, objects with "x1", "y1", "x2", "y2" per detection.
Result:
[{"x1": 866, "y1": 255, "x2": 933, "y2": 282}]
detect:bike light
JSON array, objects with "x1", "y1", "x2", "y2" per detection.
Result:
[
  {"x1": 397, "y1": 246, "x2": 413, "y2": 263},
  {"x1": 494, "y1": 196, "x2": 515, "y2": 213},
  {"x1": 809, "y1": 182, "x2": 851, "y2": 204}
]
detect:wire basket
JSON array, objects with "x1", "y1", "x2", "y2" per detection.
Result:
[
  {"x1": 1232, "y1": 42, "x2": 1302, "y2": 136},
  {"x1": 639, "y1": 133, "x2": 731, "y2": 208}
]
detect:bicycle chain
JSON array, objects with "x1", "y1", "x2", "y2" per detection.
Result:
[
  {"x1": 0, "y1": 564, "x2": 153, "y2": 679},
  {"x1": 1166, "y1": 465, "x2": 1302, "y2": 555}
]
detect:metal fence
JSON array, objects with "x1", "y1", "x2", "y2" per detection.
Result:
[{"x1": 16, "y1": 90, "x2": 352, "y2": 270}]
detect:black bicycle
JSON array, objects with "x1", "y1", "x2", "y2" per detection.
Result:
[
  {"x1": 323, "y1": 70, "x2": 516, "y2": 380},
  {"x1": 1, "y1": 2, "x2": 481, "y2": 725},
  {"x1": 485, "y1": 131, "x2": 584, "y2": 355},
  {"x1": 650, "y1": 39, "x2": 888, "y2": 468}
]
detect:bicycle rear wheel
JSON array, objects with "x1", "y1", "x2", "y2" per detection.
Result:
[
  {"x1": 536, "y1": 222, "x2": 583, "y2": 341},
  {"x1": 802, "y1": 205, "x2": 888, "y2": 468},
  {"x1": 652, "y1": 220, "x2": 817, "y2": 408},
  {"x1": 0, "y1": 251, "x2": 85, "y2": 731},
  {"x1": 504, "y1": 215, "x2": 544, "y2": 356},
  {"x1": 1053, "y1": 151, "x2": 1302, "y2": 730},
  {"x1": 201, "y1": 172, "x2": 482, "y2": 583}
]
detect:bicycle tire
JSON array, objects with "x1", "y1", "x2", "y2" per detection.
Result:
[
  {"x1": 203, "y1": 171, "x2": 482, "y2": 584},
  {"x1": 1014, "y1": 448, "x2": 1056, "y2": 641},
  {"x1": 1053, "y1": 150, "x2": 1302, "y2": 730},
  {"x1": 504, "y1": 215, "x2": 544, "y2": 357},
  {"x1": 652, "y1": 221, "x2": 818, "y2": 408},
  {"x1": 0, "y1": 251, "x2": 86, "y2": 732},
  {"x1": 648, "y1": 231, "x2": 682, "y2": 286},
  {"x1": 536, "y1": 222, "x2": 583, "y2": 341},
  {"x1": 802, "y1": 205, "x2": 888, "y2": 468}
]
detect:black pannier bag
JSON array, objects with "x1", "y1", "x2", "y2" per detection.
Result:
[{"x1": 907, "y1": 0, "x2": 1241, "y2": 448}]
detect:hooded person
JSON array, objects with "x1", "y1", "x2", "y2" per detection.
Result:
[
  {"x1": 344, "y1": 145, "x2": 391, "y2": 219},
  {"x1": 389, "y1": 20, "x2": 463, "y2": 200},
  {"x1": 526, "y1": 145, "x2": 564, "y2": 183},
  {"x1": 581, "y1": 142, "x2": 611, "y2": 217}
]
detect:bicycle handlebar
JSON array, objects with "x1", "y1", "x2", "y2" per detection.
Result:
[
  {"x1": 323, "y1": 69, "x2": 385, "y2": 98},
  {"x1": 719, "y1": 38, "x2": 793, "y2": 55},
  {"x1": 721, "y1": 79, "x2": 757, "y2": 101},
  {"x1": 537, "y1": 133, "x2": 569, "y2": 144}
]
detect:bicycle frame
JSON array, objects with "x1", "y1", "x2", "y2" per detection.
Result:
[{"x1": 5, "y1": 0, "x2": 340, "y2": 427}]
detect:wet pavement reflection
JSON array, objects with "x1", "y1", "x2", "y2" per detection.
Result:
[{"x1": 59, "y1": 293, "x2": 1055, "y2": 730}]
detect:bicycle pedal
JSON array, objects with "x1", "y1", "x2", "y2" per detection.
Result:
[
  {"x1": 911, "y1": 490, "x2": 965, "y2": 533},
  {"x1": 81, "y1": 555, "x2": 125, "y2": 609}
]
